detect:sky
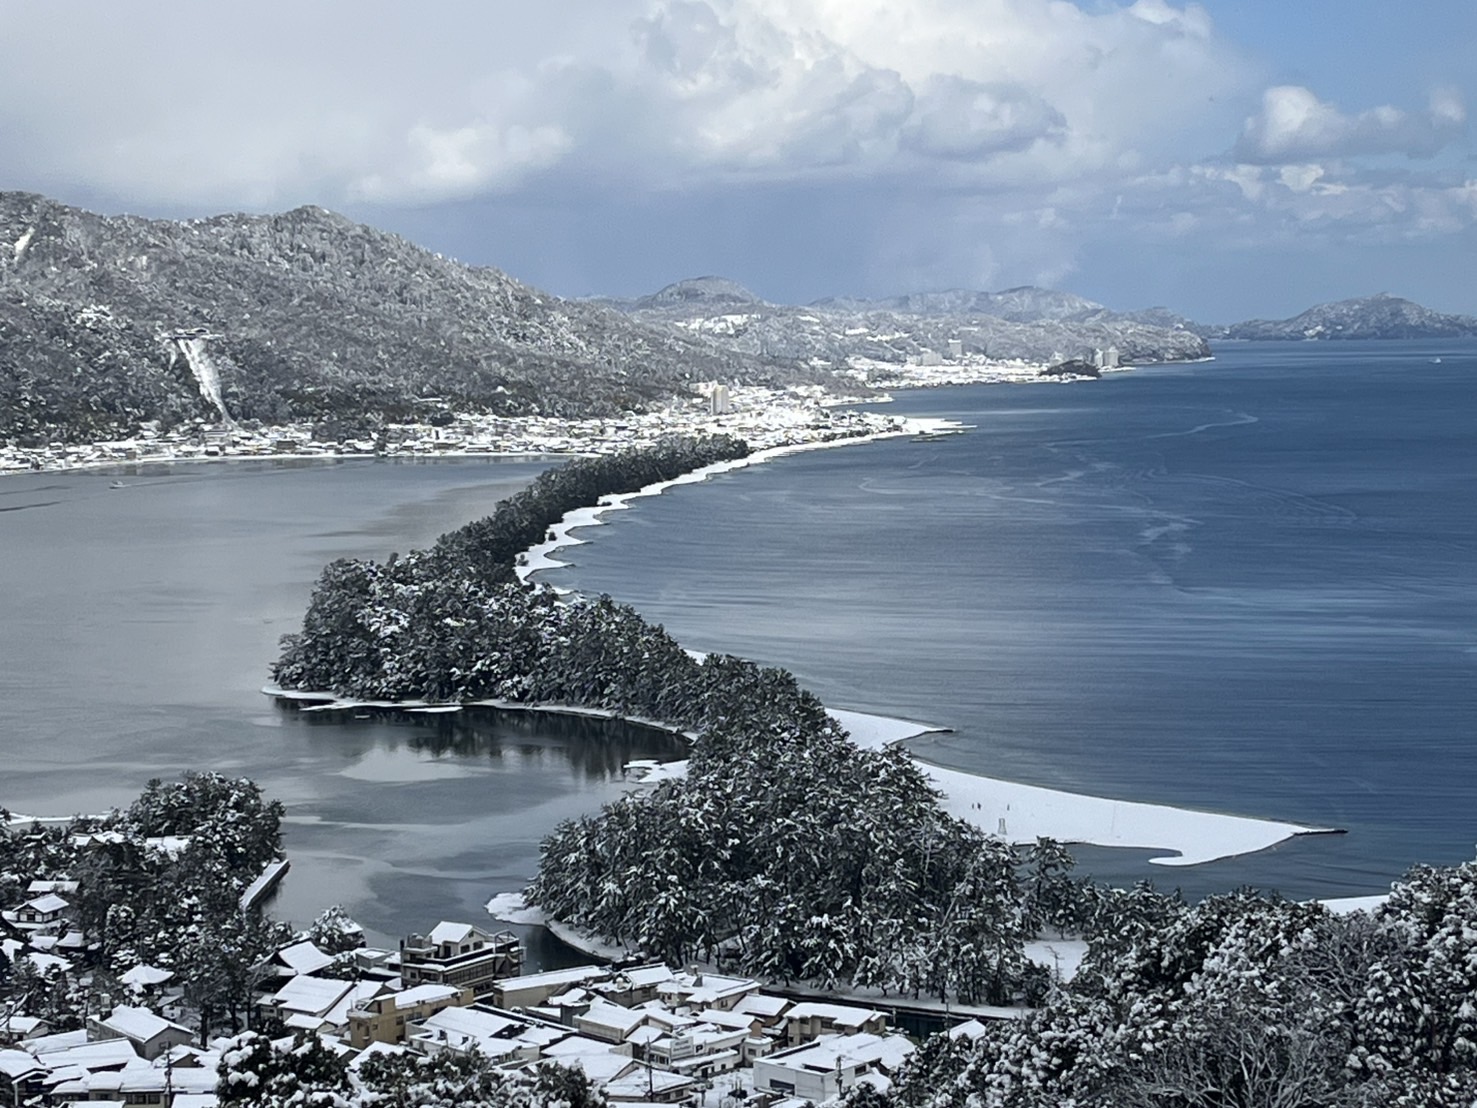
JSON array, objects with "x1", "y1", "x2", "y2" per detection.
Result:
[{"x1": 2, "y1": 1, "x2": 1473, "y2": 321}]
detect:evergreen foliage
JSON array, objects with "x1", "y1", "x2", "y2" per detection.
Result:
[
  {"x1": 0, "y1": 773, "x2": 291, "y2": 1040},
  {"x1": 272, "y1": 439, "x2": 1079, "y2": 1005}
]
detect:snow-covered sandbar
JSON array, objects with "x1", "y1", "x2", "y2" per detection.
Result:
[
  {"x1": 515, "y1": 418, "x2": 967, "y2": 583},
  {"x1": 627, "y1": 707, "x2": 1336, "y2": 868}
]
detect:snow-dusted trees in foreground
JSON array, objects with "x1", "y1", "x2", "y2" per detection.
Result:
[
  {"x1": 1, "y1": 773, "x2": 292, "y2": 1041},
  {"x1": 877, "y1": 862, "x2": 1477, "y2": 1107}
]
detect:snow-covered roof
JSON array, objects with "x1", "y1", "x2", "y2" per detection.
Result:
[
  {"x1": 419, "y1": 1006, "x2": 519, "y2": 1040},
  {"x1": 0, "y1": 1014, "x2": 45, "y2": 1037},
  {"x1": 618, "y1": 963, "x2": 678, "y2": 988},
  {"x1": 541, "y1": 1034, "x2": 622, "y2": 1060},
  {"x1": 548, "y1": 1051, "x2": 636, "y2": 1087},
  {"x1": 947, "y1": 1018, "x2": 989, "y2": 1042},
  {"x1": 496, "y1": 964, "x2": 606, "y2": 991},
  {"x1": 269, "y1": 975, "x2": 354, "y2": 1016},
  {"x1": 21, "y1": 1029, "x2": 88, "y2": 1054},
  {"x1": 695, "y1": 1008, "x2": 757, "y2": 1031},
  {"x1": 578, "y1": 1001, "x2": 648, "y2": 1037},
  {"x1": 733, "y1": 993, "x2": 790, "y2": 1019},
  {"x1": 22, "y1": 893, "x2": 69, "y2": 914},
  {"x1": 427, "y1": 921, "x2": 475, "y2": 945},
  {"x1": 274, "y1": 940, "x2": 335, "y2": 976},
  {"x1": 392, "y1": 984, "x2": 459, "y2": 1009},
  {"x1": 35, "y1": 1037, "x2": 142, "y2": 1072},
  {"x1": 764, "y1": 1032, "x2": 914, "y2": 1075},
  {"x1": 120, "y1": 964, "x2": 175, "y2": 988},
  {"x1": 601, "y1": 1065, "x2": 694, "y2": 1098},
  {"x1": 24, "y1": 951, "x2": 73, "y2": 975},
  {"x1": 172, "y1": 1096, "x2": 221, "y2": 1108},
  {"x1": 626, "y1": 1026, "x2": 666, "y2": 1047},
  {"x1": 26, "y1": 880, "x2": 79, "y2": 895},
  {"x1": 785, "y1": 1001, "x2": 883, "y2": 1025},
  {"x1": 101, "y1": 1005, "x2": 190, "y2": 1045},
  {"x1": 0, "y1": 1049, "x2": 45, "y2": 1079}
]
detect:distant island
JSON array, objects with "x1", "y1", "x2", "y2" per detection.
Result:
[{"x1": 1211, "y1": 292, "x2": 1477, "y2": 341}]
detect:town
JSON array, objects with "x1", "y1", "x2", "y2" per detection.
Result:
[
  {"x1": 3, "y1": 887, "x2": 983, "y2": 1108},
  {"x1": 0, "y1": 353, "x2": 1084, "y2": 478}
]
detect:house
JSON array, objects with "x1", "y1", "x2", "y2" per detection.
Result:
[
  {"x1": 575, "y1": 1000, "x2": 649, "y2": 1045},
  {"x1": 492, "y1": 964, "x2": 608, "y2": 1011},
  {"x1": 653, "y1": 970, "x2": 758, "y2": 1012},
  {"x1": 0, "y1": 1013, "x2": 48, "y2": 1045},
  {"x1": 408, "y1": 1006, "x2": 552, "y2": 1064},
  {"x1": 268, "y1": 940, "x2": 336, "y2": 978},
  {"x1": 89, "y1": 1005, "x2": 195, "y2": 1061},
  {"x1": 0, "y1": 1048, "x2": 47, "y2": 1105},
  {"x1": 258, "y1": 974, "x2": 383, "y2": 1033},
  {"x1": 600, "y1": 1063, "x2": 697, "y2": 1104},
  {"x1": 593, "y1": 963, "x2": 678, "y2": 1007},
  {"x1": 783, "y1": 1001, "x2": 888, "y2": 1044},
  {"x1": 399, "y1": 923, "x2": 522, "y2": 999},
  {"x1": 347, "y1": 984, "x2": 471, "y2": 1048},
  {"x1": 4, "y1": 893, "x2": 70, "y2": 930},
  {"x1": 751, "y1": 1032, "x2": 915, "y2": 1102}
]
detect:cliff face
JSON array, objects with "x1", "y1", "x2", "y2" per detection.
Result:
[
  {"x1": 0, "y1": 195, "x2": 804, "y2": 443},
  {"x1": 1218, "y1": 294, "x2": 1477, "y2": 341}
]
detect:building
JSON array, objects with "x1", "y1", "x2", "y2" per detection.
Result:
[
  {"x1": 751, "y1": 1032, "x2": 914, "y2": 1102},
  {"x1": 710, "y1": 384, "x2": 732, "y2": 415},
  {"x1": 347, "y1": 984, "x2": 472, "y2": 1048},
  {"x1": 948, "y1": 338, "x2": 964, "y2": 359},
  {"x1": 492, "y1": 964, "x2": 609, "y2": 1011},
  {"x1": 89, "y1": 1004, "x2": 194, "y2": 1061},
  {"x1": 400, "y1": 922, "x2": 523, "y2": 999},
  {"x1": 3, "y1": 893, "x2": 70, "y2": 930},
  {"x1": 784, "y1": 1001, "x2": 889, "y2": 1045}
]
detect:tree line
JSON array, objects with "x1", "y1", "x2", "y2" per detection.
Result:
[{"x1": 272, "y1": 437, "x2": 1477, "y2": 1101}]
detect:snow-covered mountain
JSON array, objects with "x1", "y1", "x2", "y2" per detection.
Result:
[
  {"x1": 0, "y1": 195, "x2": 812, "y2": 444},
  {"x1": 614, "y1": 280, "x2": 1212, "y2": 366},
  {"x1": 1217, "y1": 294, "x2": 1477, "y2": 341}
]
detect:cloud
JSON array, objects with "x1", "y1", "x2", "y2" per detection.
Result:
[
  {"x1": 0, "y1": 0, "x2": 1252, "y2": 209},
  {"x1": 1235, "y1": 85, "x2": 1467, "y2": 164},
  {"x1": 900, "y1": 76, "x2": 1066, "y2": 160}
]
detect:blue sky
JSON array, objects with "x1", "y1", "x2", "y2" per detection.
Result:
[{"x1": 3, "y1": 1, "x2": 1472, "y2": 320}]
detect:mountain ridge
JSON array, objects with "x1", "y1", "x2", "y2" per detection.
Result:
[
  {"x1": 0, "y1": 193, "x2": 810, "y2": 444},
  {"x1": 1214, "y1": 293, "x2": 1477, "y2": 341}
]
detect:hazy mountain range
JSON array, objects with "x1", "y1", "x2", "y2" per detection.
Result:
[
  {"x1": 599, "y1": 277, "x2": 1211, "y2": 366},
  {"x1": 0, "y1": 193, "x2": 1470, "y2": 445}
]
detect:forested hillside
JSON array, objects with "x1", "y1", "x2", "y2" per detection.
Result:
[{"x1": 0, "y1": 194, "x2": 813, "y2": 444}]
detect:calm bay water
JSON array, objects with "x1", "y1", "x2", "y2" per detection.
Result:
[
  {"x1": 3, "y1": 341, "x2": 1473, "y2": 946},
  {"x1": 0, "y1": 457, "x2": 681, "y2": 958},
  {"x1": 542, "y1": 340, "x2": 1477, "y2": 901}
]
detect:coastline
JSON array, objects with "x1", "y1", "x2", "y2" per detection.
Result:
[{"x1": 505, "y1": 432, "x2": 1336, "y2": 869}]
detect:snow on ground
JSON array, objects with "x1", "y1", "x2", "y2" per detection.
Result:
[
  {"x1": 1023, "y1": 939, "x2": 1089, "y2": 983},
  {"x1": 485, "y1": 892, "x2": 549, "y2": 926},
  {"x1": 922, "y1": 761, "x2": 1331, "y2": 867},
  {"x1": 827, "y1": 708, "x2": 947, "y2": 750},
  {"x1": 1317, "y1": 894, "x2": 1389, "y2": 915}
]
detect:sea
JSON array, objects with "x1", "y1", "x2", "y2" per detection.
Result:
[{"x1": 2, "y1": 339, "x2": 1473, "y2": 958}]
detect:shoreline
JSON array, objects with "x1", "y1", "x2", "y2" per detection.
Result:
[
  {"x1": 266, "y1": 687, "x2": 1337, "y2": 870},
  {"x1": 501, "y1": 429, "x2": 1338, "y2": 869},
  {"x1": 514, "y1": 419, "x2": 967, "y2": 584}
]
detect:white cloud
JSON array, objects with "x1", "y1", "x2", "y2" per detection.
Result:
[
  {"x1": 1235, "y1": 85, "x2": 1467, "y2": 164},
  {"x1": 0, "y1": 0, "x2": 1251, "y2": 208}
]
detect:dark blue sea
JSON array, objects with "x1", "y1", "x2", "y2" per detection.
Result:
[
  {"x1": 540, "y1": 340, "x2": 1477, "y2": 901},
  {"x1": 1, "y1": 341, "x2": 1472, "y2": 948}
]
